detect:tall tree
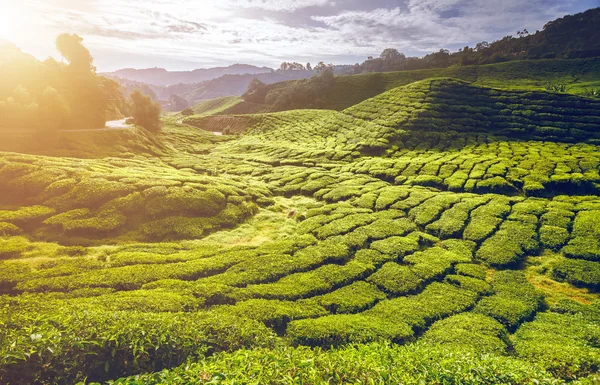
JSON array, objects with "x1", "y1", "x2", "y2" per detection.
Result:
[
  {"x1": 56, "y1": 34, "x2": 95, "y2": 74},
  {"x1": 130, "y1": 90, "x2": 161, "y2": 132}
]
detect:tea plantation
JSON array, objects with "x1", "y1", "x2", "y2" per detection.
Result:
[{"x1": 1, "y1": 78, "x2": 599, "y2": 384}]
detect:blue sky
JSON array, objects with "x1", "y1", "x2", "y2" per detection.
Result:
[{"x1": 0, "y1": 0, "x2": 597, "y2": 71}]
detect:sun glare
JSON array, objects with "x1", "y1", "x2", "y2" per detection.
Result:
[{"x1": 0, "y1": 3, "x2": 24, "y2": 41}]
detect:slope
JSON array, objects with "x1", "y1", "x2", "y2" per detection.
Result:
[
  {"x1": 0, "y1": 78, "x2": 599, "y2": 385},
  {"x1": 215, "y1": 57, "x2": 600, "y2": 115}
]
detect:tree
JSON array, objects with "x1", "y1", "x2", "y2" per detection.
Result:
[
  {"x1": 130, "y1": 90, "x2": 161, "y2": 132},
  {"x1": 169, "y1": 94, "x2": 189, "y2": 111},
  {"x1": 314, "y1": 62, "x2": 333, "y2": 74},
  {"x1": 56, "y1": 33, "x2": 95, "y2": 74},
  {"x1": 475, "y1": 41, "x2": 490, "y2": 51},
  {"x1": 38, "y1": 86, "x2": 71, "y2": 131},
  {"x1": 380, "y1": 48, "x2": 405, "y2": 61},
  {"x1": 243, "y1": 78, "x2": 268, "y2": 103}
]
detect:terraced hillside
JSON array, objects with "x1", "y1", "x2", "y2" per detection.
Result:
[
  {"x1": 1, "y1": 79, "x2": 599, "y2": 384},
  {"x1": 192, "y1": 57, "x2": 600, "y2": 116}
]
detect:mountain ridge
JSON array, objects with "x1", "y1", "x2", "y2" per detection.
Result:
[{"x1": 102, "y1": 63, "x2": 274, "y2": 86}]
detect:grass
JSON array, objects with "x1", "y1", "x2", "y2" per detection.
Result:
[{"x1": 0, "y1": 72, "x2": 599, "y2": 384}]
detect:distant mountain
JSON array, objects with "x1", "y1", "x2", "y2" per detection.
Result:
[
  {"x1": 102, "y1": 64, "x2": 273, "y2": 86},
  {"x1": 181, "y1": 70, "x2": 317, "y2": 105},
  {"x1": 109, "y1": 69, "x2": 320, "y2": 110}
]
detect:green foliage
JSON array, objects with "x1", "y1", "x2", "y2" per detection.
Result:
[
  {"x1": 1, "y1": 42, "x2": 600, "y2": 385},
  {"x1": 514, "y1": 312, "x2": 600, "y2": 380},
  {"x1": 0, "y1": 35, "x2": 127, "y2": 132},
  {"x1": 307, "y1": 281, "x2": 386, "y2": 314},
  {"x1": 110, "y1": 343, "x2": 575, "y2": 385},
  {"x1": 421, "y1": 313, "x2": 510, "y2": 354},
  {"x1": 545, "y1": 82, "x2": 571, "y2": 92},
  {"x1": 0, "y1": 303, "x2": 277, "y2": 384},
  {"x1": 476, "y1": 220, "x2": 539, "y2": 267},
  {"x1": 287, "y1": 315, "x2": 414, "y2": 346},
  {"x1": 552, "y1": 258, "x2": 600, "y2": 289},
  {"x1": 474, "y1": 271, "x2": 544, "y2": 331},
  {"x1": 131, "y1": 90, "x2": 162, "y2": 132},
  {"x1": 366, "y1": 262, "x2": 423, "y2": 295}
]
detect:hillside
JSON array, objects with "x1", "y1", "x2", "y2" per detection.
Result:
[
  {"x1": 186, "y1": 96, "x2": 243, "y2": 116},
  {"x1": 212, "y1": 57, "x2": 600, "y2": 115},
  {"x1": 1, "y1": 77, "x2": 599, "y2": 384},
  {"x1": 181, "y1": 70, "x2": 317, "y2": 105}
]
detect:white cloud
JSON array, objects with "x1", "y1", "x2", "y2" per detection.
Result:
[
  {"x1": 224, "y1": 0, "x2": 335, "y2": 12},
  {"x1": 3, "y1": 0, "x2": 589, "y2": 71}
]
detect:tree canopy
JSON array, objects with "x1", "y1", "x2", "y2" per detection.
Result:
[{"x1": 0, "y1": 34, "x2": 126, "y2": 131}]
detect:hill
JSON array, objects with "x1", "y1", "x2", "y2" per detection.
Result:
[
  {"x1": 0, "y1": 77, "x2": 599, "y2": 384},
  {"x1": 184, "y1": 96, "x2": 243, "y2": 117},
  {"x1": 102, "y1": 64, "x2": 273, "y2": 86},
  {"x1": 213, "y1": 57, "x2": 600, "y2": 114},
  {"x1": 181, "y1": 70, "x2": 317, "y2": 105}
]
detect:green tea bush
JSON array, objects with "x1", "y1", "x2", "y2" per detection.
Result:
[
  {"x1": 474, "y1": 271, "x2": 543, "y2": 331},
  {"x1": 242, "y1": 261, "x2": 374, "y2": 300},
  {"x1": 421, "y1": 312, "x2": 510, "y2": 354},
  {"x1": 476, "y1": 220, "x2": 538, "y2": 267},
  {"x1": 0, "y1": 306, "x2": 277, "y2": 384},
  {"x1": 552, "y1": 258, "x2": 600, "y2": 289},
  {"x1": 214, "y1": 299, "x2": 327, "y2": 330},
  {"x1": 454, "y1": 263, "x2": 487, "y2": 280},
  {"x1": 514, "y1": 312, "x2": 600, "y2": 380},
  {"x1": 540, "y1": 225, "x2": 570, "y2": 249},
  {"x1": 562, "y1": 236, "x2": 600, "y2": 261},
  {"x1": 287, "y1": 315, "x2": 414, "y2": 346},
  {"x1": 366, "y1": 262, "x2": 423, "y2": 295},
  {"x1": 307, "y1": 281, "x2": 387, "y2": 313},
  {"x1": 111, "y1": 342, "x2": 575, "y2": 385},
  {"x1": 366, "y1": 282, "x2": 479, "y2": 331}
]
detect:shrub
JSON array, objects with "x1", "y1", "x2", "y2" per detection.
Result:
[
  {"x1": 540, "y1": 225, "x2": 570, "y2": 249},
  {"x1": 514, "y1": 312, "x2": 600, "y2": 380},
  {"x1": 552, "y1": 258, "x2": 600, "y2": 289},
  {"x1": 476, "y1": 221, "x2": 538, "y2": 267},
  {"x1": 242, "y1": 261, "x2": 374, "y2": 300},
  {"x1": 0, "y1": 307, "x2": 276, "y2": 384},
  {"x1": 454, "y1": 263, "x2": 487, "y2": 280},
  {"x1": 287, "y1": 314, "x2": 414, "y2": 347},
  {"x1": 421, "y1": 313, "x2": 510, "y2": 354},
  {"x1": 562, "y1": 236, "x2": 600, "y2": 261},
  {"x1": 367, "y1": 282, "x2": 479, "y2": 331},
  {"x1": 308, "y1": 281, "x2": 387, "y2": 314},
  {"x1": 366, "y1": 262, "x2": 423, "y2": 295},
  {"x1": 369, "y1": 236, "x2": 419, "y2": 256},
  {"x1": 214, "y1": 299, "x2": 327, "y2": 330},
  {"x1": 474, "y1": 271, "x2": 543, "y2": 331}
]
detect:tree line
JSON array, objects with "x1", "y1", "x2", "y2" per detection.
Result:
[
  {"x1": 0, "y1": 35, "x2": 161, "y2": 133},
  {"x1": 347, "y1": 7, "x2": 599, "y2": 74},
  {"x1": 243, "y1": 63, "x2": 335, "y2": 110}
]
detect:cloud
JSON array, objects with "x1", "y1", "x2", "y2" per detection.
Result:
[
  {"x1": 312, "y1": 0, "x2": 582, "y2": 53},
  {"x1": 224, "y1": 0, "x2": 335, "y2": 12},
  {"x1": 7, "y1": 0, "x2": 592, "y2": 71}
]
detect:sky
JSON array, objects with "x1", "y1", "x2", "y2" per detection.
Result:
[{"x1": 0, "y1": 0, "x2": 597, "y2": 72}]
